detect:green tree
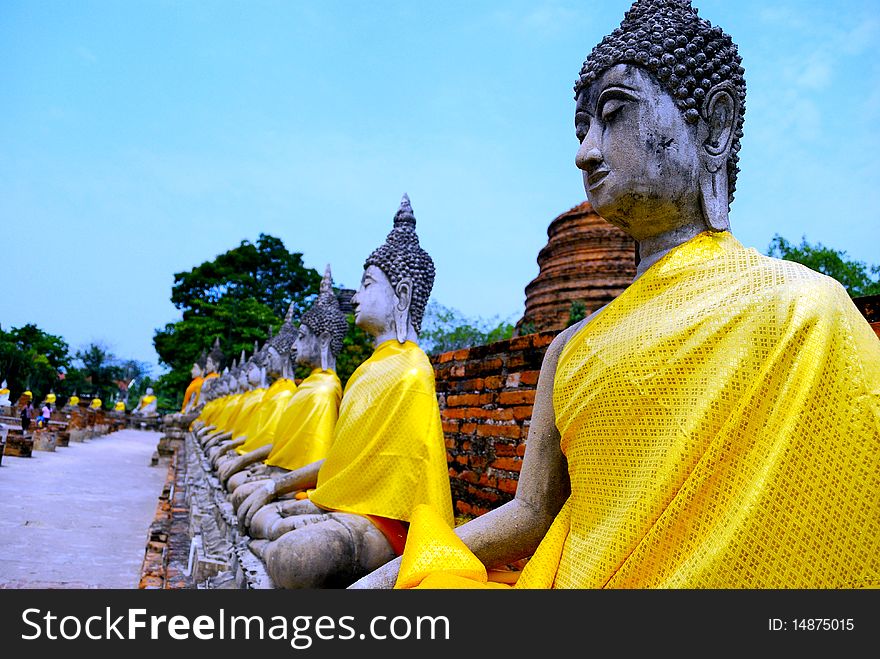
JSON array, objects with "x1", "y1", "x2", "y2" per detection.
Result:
[
  {"x1": 567, "y1": 300, "x2": 588, "y2": 327},
  {"x1": 0, "y1": 323, "x2": 70, "y2": 402},
  {"x1": 153, "y1": 234, "x2": 323, "y2": 409},
  {"x1": 419, "y1": 300, "x2": 515, "y2": 355},
  {"x1": 768, "y1": 235, "x2": 880, "y2": 297},
  {"x1": 334, "y1": 314, "x2": 374, "y2": 388}
]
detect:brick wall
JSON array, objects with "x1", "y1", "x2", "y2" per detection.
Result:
[{"x1": 430, "y1": 330, "x2": 557, "y2": 519}]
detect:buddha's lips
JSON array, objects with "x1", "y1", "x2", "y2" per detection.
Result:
[{"x1": 588, "y1": 169, "x2": 610, "y2": 189}]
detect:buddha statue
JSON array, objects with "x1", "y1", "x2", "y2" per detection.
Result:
[
  {"x1": 234, "y1": 194, "x2": 454, "y2": 589},
  {"x1": 0, "y1": 379, "x2": 10, "y2": 408},
  {"x1": 89, "y1": 397, "x2": 102, "y2": 410},
  {"x1": 113, "y1": 400, "x2": 126, "y2": 414},
  {"x1": 132, "y1": 387, "x2": 159, "y2": 417},
  {"x1": 208, "y1": 334, "x2": 297, "y2": 468},
  {"x1": 191, "y1": 340, "x2": 226, "y2": 430},
  {"x1": 65, "y1": 392, "x2": 80, "y2": 410},
  {"x1": 181, "y1": 350, "x2": 207, "y2": 414},
  {"x1": 353, "y1": 0, "x2": 880, "y2": 590},
  {"x1": 218, "y1": 265, "x2": 347, "y2": 490},
  {"x1": 202, "y1": 350, "x2": 267, "y2": 456}
]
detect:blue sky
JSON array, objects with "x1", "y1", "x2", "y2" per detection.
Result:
[{"x1": 2, "y1": 0, "x2": 878, "y2": 374}]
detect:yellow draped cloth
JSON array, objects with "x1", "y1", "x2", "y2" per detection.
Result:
[
  {"x1": 181, "y1": 376, "x2": 204, "y2": 413},
  {"x1": 68, "y1": 396, "x2": 80, "y2": 408},
  {"x1": 235, "y1": 378, "x2": 298, "y2": 454},
  {"x1": 89, "y1": 399, "x2": 102, "y2": 409},
  {"x1": 137, "y1": 395, "x2": 157, "y2": 411},
  {"x1": 212, "y1": 392, "x2": 251, "y2": 433},
  {"x1": 228, "y1": 388, "x2": 267, "y2": 438},
  {"x1": 114, "y1": 401, "x2": 126, "y2": 411},
  {"x1": 396, "y1": 231, "x2": 880, "y2": 589},
  {"x1": 309, "y1": 340, "x2": 454, "y2": 527},
  {"x1": 264, "y1": 369, "x2": 342, "y2": 470}
]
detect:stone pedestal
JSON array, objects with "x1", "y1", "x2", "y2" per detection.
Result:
[{"x1": 32, "y1": 429, "x2": 57, "y2": 452}]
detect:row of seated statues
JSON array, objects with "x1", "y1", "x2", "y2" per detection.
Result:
[{"x1": 174, "y1": 0, "x2": 878, "y2": 590}]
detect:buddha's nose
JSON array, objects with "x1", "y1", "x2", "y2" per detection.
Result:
[{"x1": 576, "y1": 139, "x2": 603, "y2": 174}]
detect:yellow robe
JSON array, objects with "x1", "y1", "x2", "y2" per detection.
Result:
[
  {"x1": 396, "y1": 231, "x2": 880, "y2": 589},
  {"x1": 137, "y1": 395, "x2": 157, "y2": 411},
  {"x1": 264, "y1": 369, "x2": 342, "y2": 470},
  {"x1": 181, "y1": 376, "x2": 204, "y2": 413},
  {"x1": 229, "y1": 388, "x2": 268, "y2": 438},
  {"x1": 235, "y1": 378, "x2": 298, "y2": 454},
  {"x1": 114, "y1": 401, "x2": 126, "y2": 412},
  {"x1": 309, "y1": 340, "x2": 454, "y2": 526}
]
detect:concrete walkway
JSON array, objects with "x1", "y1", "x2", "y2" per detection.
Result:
[{"x1": 0, "y1": 429, "x2": 166, "y2": 588}]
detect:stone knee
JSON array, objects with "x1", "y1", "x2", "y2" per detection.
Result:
[
  {"x1": 263, "y1": 519, "x2": 361, "y2": 589},
  {"x1": 251, "y1": 499, "x2": 325, "y2": 539}
]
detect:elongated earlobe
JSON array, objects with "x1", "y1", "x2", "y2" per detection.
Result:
[
  {"x1": 699, "y1": 83, "x2": 738, "y2": 232},
  {"x1": 393, "y1": 279, "x2": 413, "y2": 344}
]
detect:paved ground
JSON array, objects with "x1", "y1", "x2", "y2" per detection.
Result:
[{"x1": 0, "y1": 429, "x2": 166, "y2": 588}]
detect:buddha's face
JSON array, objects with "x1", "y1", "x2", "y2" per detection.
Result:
[
  {"x1": 294, "y1": 323, "x2": 321, "y2": 369},
  {"x1": 246, "y1": 362, "x2": 262, "y2": 387},
  {"x1": 351, "y1": 265, "x2": 396, "y2": 338},
  {"x1": 206, "y1": 356, "x2": 217, "y2": 374},
  {"x1": 265, "y1": 346, "x2": 284, "y2": 379},
  {"x1": 191, "y1": 363, "x2": 202, "y2": 379},
  {"x1": 575, "y1": 64, "x2": 702, "y2": 241}
]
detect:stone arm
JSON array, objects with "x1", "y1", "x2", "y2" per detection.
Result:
[
  {"x1": 218, "y1": 444, "x2": 273, "y2": 485},
  {"x1": 349, "y1": 322, "x2": 585, "y2": 589},
  {"x1": 237, "y1": 459, "x2": 325, "y2": 529}
]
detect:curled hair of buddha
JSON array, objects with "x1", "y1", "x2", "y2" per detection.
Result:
[
  {"x1": 363, "y1": 193, "x2": 435, "y2": 334},
  {"x1": 266, "y1": 300, "x2": 298, "y2": 357},
  {"x1": 196, "y1": 349, "x2": 207, "y2": 371},
  {"x1": 300, "y1": 264, "x2": 348, "y2": 357},
  {"x1": 575, "y1": 0, "x2": 746, "y2": 206}
]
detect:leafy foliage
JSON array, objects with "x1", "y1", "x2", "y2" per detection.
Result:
[
  {"x1": 419, "y1": 300, "x2": 515, "y2": 355},
  {"x1": 0, "y1": 324, "x2": 70, "y2": 402},
  {"x1": 768, "y1": 234, "x2": 880, "y2": 297},
  {"x1": 567, "y1": 300, "x2": 588, "y2": 327},
  {"x1": 334, "y1": 314, "x2": 375, "y2": 388},
  {"x1": 153, "y1": 234, "x2": 323, "y2": 409},
  {"x1": 0, "y1": 326, "x2": 151, "y2": 409}
]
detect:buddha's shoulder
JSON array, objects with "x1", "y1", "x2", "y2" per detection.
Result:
[{"x1": 748, "y1": 252, "x2": 850, "y2": 308}]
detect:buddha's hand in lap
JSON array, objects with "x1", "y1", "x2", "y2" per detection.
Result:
[
  {"x1": 230, "y1": 479, "x2": 267, "y2": 510},
  {"x1": 238, "y1": 480, "x2": 276, "y2": 531}
]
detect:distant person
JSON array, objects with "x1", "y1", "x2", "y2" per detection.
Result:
[
  {"x1": 36, "y1": 403, "x2": 51, "y2": 428},
  {"x1": 20, "y1": 401, "x2": 34, "y2": 432}
]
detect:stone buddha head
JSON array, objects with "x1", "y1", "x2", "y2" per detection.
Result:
[
  {"x1": 206, "y1": 338, "x2": 225, "y2": 376},
  {"x1": 261, "y1": 301, "x2": 298, "y2": 380},
  {"x1": 353, "y1": 194, "x2": 435, "y2": 345},
  {"x1": 574, "y1": 0, "x2": 745, "y2": 250},
  {"x1": 296, "y1": 264, "x2": 349, "y2": 371}
]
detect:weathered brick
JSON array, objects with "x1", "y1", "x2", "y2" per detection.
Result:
[
  {"x1": 460, "y1": 423, "x2": 477, "y2": 435},
  {"x1": 498, "y1": 390, "x2": 536, "y2": 406},
  {"x1": 508, "y1": 334, "x2": 534, "y2": 351},
  {"x1": 447, "y1": 393, "x2": 480, "y2": 407},
  {"x1": 519, "y1": 370, "x2": 541, "y2": 386},
  {"x1": 465, "y1": 358, "x2": 503, "y2": 377},
  {"x1": 437, "y1": 351, "x2": 454, "y2": 364},
  {"x1": 512, "y1": 406, "x2": 533, "y2": 421},
  {"x1": 498, "y1": 476, "x2": 519, "y2": 494},
  {"x1": 442, "y1": 420, "x2": 460, "y2": 434},
  {"x1": 533, "y1": 332, "x2": 556, "y2": 348},
  {"x1": 476, "y1": 423, "x2": 521, "y2": 439},
  {"x1": 494, "y1": 442, "x2": 518, "y2": 457},
  {"x1": 505, "y1": 373, "x2": 521, "y2": 388},
  {"x1": 516, "y1": 442, "x2": 528, "y2": 457},
  {"x1": 491, "y1": 456, "x2": 522, "y2": 472},
  {"x1": 484, "y1": 375, "x2": 504, "y2": 390}
]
